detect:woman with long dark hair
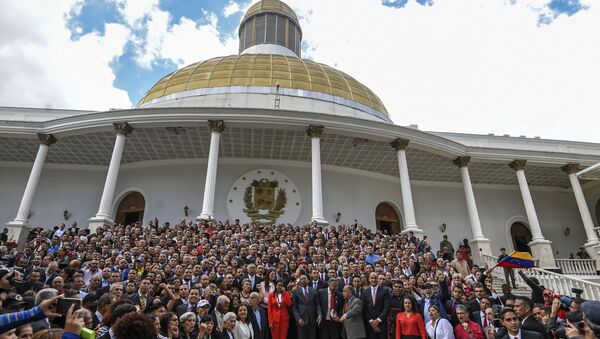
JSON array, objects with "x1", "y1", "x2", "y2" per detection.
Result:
[
  {"x1": 267, "y1": 281, "x2": 292, "y2": 339},
  {"x1": 160, "y1": 312, "x2": 180, "y2": 339},
  {"x1": 395, "y1": 296, "x2": 426, "y2": 339}
]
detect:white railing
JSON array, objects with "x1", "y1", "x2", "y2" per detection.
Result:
[
  {"x1": 555, "y1": 259, "x2": 598, "y2": 275},
  {"x1": 482, "y1": 254, "x2": 600, "y2": 300}
]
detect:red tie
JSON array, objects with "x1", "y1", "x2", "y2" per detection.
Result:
[
  {"x1": 304, "y1": 288, "x2": 309, "y2": 300},
  {"x1": 483, "y1": 317, "x2": 489, "y2": 328},
  {"x1": 330, "y1": 293, "x2": 334, "y2": 310}
]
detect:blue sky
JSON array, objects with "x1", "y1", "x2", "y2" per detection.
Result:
[
  {"x1": 61, "y1": 0, "x2": 588, "y2": 106},
  {"x1": 0, "y1": 0, "x2": 597, "y2": 142}
]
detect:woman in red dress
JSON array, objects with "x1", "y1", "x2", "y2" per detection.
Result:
[
  {"x1": 395, "y1": 296, "x2": 426, "y2": 339},
  {"x1": 267, "y1": 281, "x2": 292, "y2": 339}
]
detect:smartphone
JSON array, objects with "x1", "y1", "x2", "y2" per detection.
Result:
[{"x1": 57, "y1": 298, "x2": 82, "y2": 316}]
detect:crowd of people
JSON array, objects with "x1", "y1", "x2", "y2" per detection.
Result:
[{"x1": 0, "y1": 219, "x2": 598, "y2": 339}]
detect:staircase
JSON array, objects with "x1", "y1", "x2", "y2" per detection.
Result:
[
  {"x1": 482, "y1": 254, "x2": 600, "y2": 301},
  {"x1": 490, "y1": 274, "x2": 532, "y2": 297}
]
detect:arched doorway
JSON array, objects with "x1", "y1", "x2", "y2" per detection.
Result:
[
  {"x1": 510, "y1": 222, "x2": 532, "y2": 253},
  {"x1": 375, "y1": 202, "x2": 401, "y2": 235},
  {"x1": 115, "y1": 192, "x2": 145, "y2": 226}
]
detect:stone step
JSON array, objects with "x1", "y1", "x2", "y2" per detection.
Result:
[{"x1": 490, "y1": 274, "x2": 532, "y2": 297}]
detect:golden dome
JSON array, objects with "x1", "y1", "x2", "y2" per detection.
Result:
[
  {"x1": 243, "y1": 0, "x2": 299, "y2": 24},
  {"x1": 138, "y1": 54, "x2": 388, "y2": 118}
]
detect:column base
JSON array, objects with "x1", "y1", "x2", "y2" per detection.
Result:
[
  {"x1": 583, "y1": 241, "x2": 600, "y2": 269},
  {"x1": 197, "y1": 214, "x2": 214, "y2": 222},
  {"x1": 310, "y1": 217, "x2": 329, "y2": 225},
  {"x1": 529, "y1": 239, "x2": 558, "y2": 270},
  {"x1": 88, "y1": 216, "x2": 115, "y2": 235},
  {"x1": 5, "y1": 220, "x2": 32, "y2": 249},
  {"x1": 469, "y1": 238, "x2": 492, "y2": 266},
  {"x1": 401, "y1": 225, "x2": 425, "y2": 236}
]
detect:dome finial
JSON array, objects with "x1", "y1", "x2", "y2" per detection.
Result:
[{"x1": 238, "y1": 0, "x2": 302, "y2": 58}]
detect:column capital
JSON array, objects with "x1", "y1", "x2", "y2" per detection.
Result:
[
  {"x1": 307, "y1": 125, "x2": 324, "y2": 138},
  {"x1": 113, "y1": 122, "x2": 134, "y2": 136},
  {"x1": 37, "y1": 133, "x2": 57, "y2": 146},
  {"x1": 390, "y1": 138, "x2": 409, "y2": 151},
  {"x1": 454, "y1": 156, "x2": 471, "y2": 168},
  {"x1": 208, "y1": 120, "x2": 225, "y2": 133},
  {"x1": 509, "y1": 159, "x2": 527, "y2": 171},
  {"x1": 561, "y1": 163, "x2": 580, "y2": 175}
]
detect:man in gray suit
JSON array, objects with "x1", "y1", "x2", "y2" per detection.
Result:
[
  {"x1": 293, "y1": 275, "x2": 322, "y2": 339},
  {"x1": 340, "y1": 286, "x2": 366, "y2": 339}
]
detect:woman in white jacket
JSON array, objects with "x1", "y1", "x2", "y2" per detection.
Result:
[
  {"x1": 234, "y1": 304, "x2": 254, "y2": 339},
  {"x1": 425, "y1": 305, "x2": 455, "y2": 339}
]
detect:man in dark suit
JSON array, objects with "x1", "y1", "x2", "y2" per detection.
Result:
[
  {"x1": 292, "y1": 275, "x2": 322, "y2": 339},
  {"x1": 514, "y1": 296, "x2": 548, "y2": 339},
  {"x1": 498, "y1": 308, "x2": 543, "y2": 339},
  {"x1": 310, "y1": 270, "x2": 327, "y2": 291},
  {"x1": 248, "y1": 292, "x2": 269, "y2": 339},
  {"x1": 470, "y1": 297, "x2": 491, "y2": 331},
  {"x1": 245, "y1": 263, "x2": 263, "y2": 292},
  {"x1": 338, "y1": 266, "x2": 353, "y2": 292},
  {"x1": 361, "y1": 272, "x2": 391, "y2": 339},
  {"x1": 467, "y1": 283, "x2": 486, "y2": 313},
  {"x1": 318, "y1": 279, "x2": 344, "y2": 339},
  {"x1": 127, "y1": 278, "x2": 153, "y2": 313},
  {"x1": 176, "y1": 287, "x2": 202, "y2": 317}
]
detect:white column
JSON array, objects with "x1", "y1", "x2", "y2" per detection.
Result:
[
  {"x1": 562, "y1": 164, "x2": 600, "y2": 266},
  {"x1": 308, "y1": 125, "x2": 328, "y2": 224},
  {"x1": 89, "y1": 123, "x2": 133, "y2": 233},
  {"x1": 454, "y1": 156, "x2": 491, "y2": 263},
  {"x1": 509, "y1": 160, "x2": 557, "y2": 269},
  {"x1": 562, "y1": 164, "x2": 599, "y2": 245},
  {"x1": 391, "y1": 138, "x2": 423, "y2": 234},
  {"x1": 198, "y1": 120, "x2": 225, "y2": 221},
  {"x1": 7, "y1": 134, "x2": 57, "y2": 246}
]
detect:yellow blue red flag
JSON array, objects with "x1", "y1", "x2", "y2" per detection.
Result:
[{"x1": 497, "y1": 251, "x2": 536, "y2": 268}]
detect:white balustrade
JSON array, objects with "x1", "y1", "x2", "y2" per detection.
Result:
[
  {"x1": 482, "y1": 254, "x2": 600, "y2": 300},
  {"x1": 555, "y1": 259, "x2": 597, "y2": 275}
]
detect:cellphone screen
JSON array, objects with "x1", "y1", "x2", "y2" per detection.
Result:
[{"x1": 57, "y1": 298, "x2": 81, "y2": 316}]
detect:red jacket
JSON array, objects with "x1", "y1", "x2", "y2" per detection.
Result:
[{"x1": 267, "y1": 291, "x2": 292, "y2": 325}]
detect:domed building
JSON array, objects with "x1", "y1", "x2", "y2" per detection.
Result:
[{"x1": 2, "y1": 0, "x2": 600, "y2": 270}]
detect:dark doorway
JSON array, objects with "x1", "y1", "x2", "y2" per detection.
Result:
[
  {"x1": 510, "y1": 222, "x2": 533, "y2": 253},
  {"x1": 375, "y1": 202, "x2": 401, "y2": 235},
  {"x1": 115, "y1": 192, "x2": 145, "y2": 226}
]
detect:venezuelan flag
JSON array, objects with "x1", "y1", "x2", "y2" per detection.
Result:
[{"x1": 497, "y1": 251, "x2": 536, "y2": 268}]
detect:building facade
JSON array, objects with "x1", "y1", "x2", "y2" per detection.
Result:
[{"x1": 1, "y1": 0, "x2": 600, "y2": 270}]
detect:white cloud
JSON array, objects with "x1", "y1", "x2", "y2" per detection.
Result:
[
  {"x1": 0, "y1": 1, "x2": 132, "y2": 110},
  {"x1": 282, "y1": 0, "x2": 599, "y2": 142},
  {"x1": 126, "y1": 1, "x2": 238, "y2": 69},
  {"x1": 224, "y1": 1, "x2": 241, "y2": 17}
]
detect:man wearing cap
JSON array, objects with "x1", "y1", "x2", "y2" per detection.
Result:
[
  {"x1": 196, "y1": 299, "x2": 211, "y2": 322},
  {"x1": 418, "y1": 279, "x2": 448, "y2": 324},
  {"x1": 498, "y1": 248, "x2": 517, "y2": 289},
  {"x1": 576, "y1": 301, "x2": 600, "y2": 339}
]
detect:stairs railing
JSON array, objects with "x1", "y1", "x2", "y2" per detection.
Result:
[
  {"x1": 482, "y1": 254, "x2": 600, "y2": 300},
  {"x1": 555, "y1": 259, "x2": 598, "y2": 275}
]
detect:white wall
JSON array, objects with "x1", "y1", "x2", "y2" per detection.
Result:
[{"x1": 0, "y1": 160, "x2": 588, "y2": 258}]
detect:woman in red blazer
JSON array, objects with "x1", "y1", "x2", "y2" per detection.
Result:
[{"x1": 267, "y1": 281, "x2": 293, "y2": 339}]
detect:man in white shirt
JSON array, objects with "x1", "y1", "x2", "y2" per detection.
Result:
[{"x1": 498, "y1": 308, "x2": 542, "y2": 339}]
